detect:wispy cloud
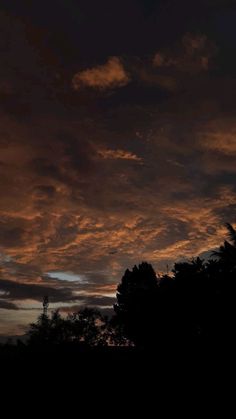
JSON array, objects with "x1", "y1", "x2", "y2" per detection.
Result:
[
  {"x1": 97, "y1": 148, "x2": 142, "y2": 162},
  {"x1": 199, "y1": 120, "x2": 236, "y2": 155}
]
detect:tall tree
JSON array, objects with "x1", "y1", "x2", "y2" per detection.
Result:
[{"x1": 114, "y1": 262, "x2": 159, "y2": 346}]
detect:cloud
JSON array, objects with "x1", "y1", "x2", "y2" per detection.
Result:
[
  {"x1": 153, "y1": 33, "x2": 217, "y2": 74},
  {"x1": 33, "y1": 185, "x2": 56, "y2": 199},
  {"x1": 0, "y1": 300, "x2": 19, "y2": 310},
  {"x1": 58, "y1": 295, "x2": 116, "y2": 313},
  {"x1": 98, "y1": 33, "x2": 217, "y2": 93},
  {"x1": 0, "y1": 222, "x2": 25, "y2": 248},
  {"x1": 137, "y1": 68, "x2": 177, "y2": 91},
  {"x1": 72, "y1": 57, "x2": 130, "y2": 90},
  {"x1": 0, "y1": 278, "x2": 76, "y2": 303},
  {"x1": 97, "y1": 148, "x2": 142, "y2": 161},
  {"x1": 199, "y1": 120, "x2": 236, "y2": 155},
  {"x1": 71, "y1": 33, "x2": 216, "y2": 94}
]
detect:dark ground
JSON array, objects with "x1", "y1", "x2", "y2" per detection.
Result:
[{"x1": 1, "y1": 342, "x2": 234, "y2": 415}]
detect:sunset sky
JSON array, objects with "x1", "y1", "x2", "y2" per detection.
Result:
[{"x1": 1, "y1": 0, "x2": 236, "y2": 336}]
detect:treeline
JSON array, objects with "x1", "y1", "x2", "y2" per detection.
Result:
[{"x1": 3, "y1": 222, "x2": 236, "y2": 349}]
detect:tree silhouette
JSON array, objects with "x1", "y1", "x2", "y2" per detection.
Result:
[
  {"x1": 28, "y1": 296, "x2": 69, "y2": 346},
  {"x1": 114, "y1": 262, "x2": 159, "y2": 346},
  {"x1": 113, "y1": 222, "x2": 236, "y2": 346},
  {"x1": 23, "y1": 221, "x2": 236, "y2": 350},
  {"x1": 28, "y1": 297, "x2": 51, "y2": 345},
  {"x1": 172, "y1": 257, "x2": 209, "y2": 339},
  {"x1": 213, "y1": 223, "x2": 236, "y2": 272},
  {"x1": 209, "y1": 223, "x2": 236, "y2": 341},
  {"x1": 28, "y1": 301, "x2": 109, "y2": 347},
  {"x1": 67, "y1": 308, "x2": 107, "y2": 346}
]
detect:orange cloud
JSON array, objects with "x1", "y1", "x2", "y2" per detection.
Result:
[
  {"x1": 97, "y1": 148, "x2": 142, "y2": 162},
  {"x1": 72, "y1": 57, "x2": 130, "y2": 90},
  {"x1": 201, "y1": 129, "x2": 236, "y2": 155}
]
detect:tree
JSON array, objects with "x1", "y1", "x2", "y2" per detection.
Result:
[
  {"x1": 67, "y1": 308, "x2": 107, "y2": 346},
  {"x1": 114, "y1": 262, "x2": 159, "y2": 346},
  {"x1": 27, "y1": 296, "x2": 69, "y2": 346},
  {"x1": 213, "y1": 223, "x2": 236, "y2": 272},
  {"x1": 28, "y1": 297, "x2": 51, "y2": 345},
  {"x1": 172, "y1": 258, "x2": 209, "y2": 339},
  {"x1": 26, "y1": 222, "x2": 236, "y2": 349},
  {"x1": 210, "y1": 223, "x2": 236, "y2": 340},
  {"x1": 28, "y1": 299, "x2": 108, "y2": 347}
]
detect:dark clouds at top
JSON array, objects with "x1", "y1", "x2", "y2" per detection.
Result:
[{"x1": 0, "y1": 0, "x2": 236, "y2": 334}]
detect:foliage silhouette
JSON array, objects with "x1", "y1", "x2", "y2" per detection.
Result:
[
  {"x1": 28, "y1": 304, "x2": 108, "y2": 347},
  {"x1": 67, "y1": 308, "x2": 107, "y2": 346},
  {"x1": 213, "y1": 223, "x2": 236, "y2": 271},
  {"x1": 114, "y1": 262, "x2": 159, "y2": 346},
  {"x1": 3, "y1": 222, "x2": 236, "y2": 352},
  {"x1": 113, "y1": 224, "x2": 236, "y2": 346}
]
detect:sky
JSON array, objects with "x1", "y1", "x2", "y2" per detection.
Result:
[{"x1": 0, "y1": 0, "x2": 236, "y2": 336}]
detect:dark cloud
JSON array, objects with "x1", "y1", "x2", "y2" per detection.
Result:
[
  {"x1": 59, "y1": 295, "x2": 115, "y2": 312},
  {"x1": 0, "y1": 223, "x2": 25, "y2": 248},
  {"x1": 33, "y1": 185, "x2": 56, "y2": 199},
  {"x1": 0, "y1": 278, "x2": 75, "y2": 303},
  {"x1": 31, "y1": 158, "x2": 63, "y2": 180},
  {"x1": 0, "y1": 300, "x2": 19, "y2": 310},
  {"x1": 80, "y1": 295, "x2": 115, "y2": 307}
]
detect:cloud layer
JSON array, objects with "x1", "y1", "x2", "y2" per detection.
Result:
[{"x1": 0, "y1": 1, "x2": 236, "y2": 334}]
